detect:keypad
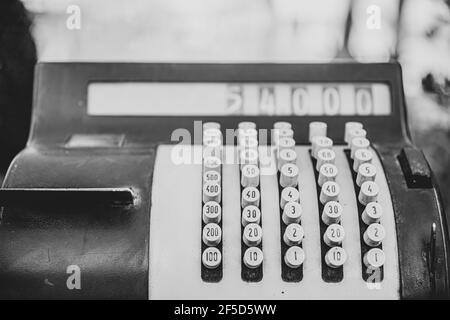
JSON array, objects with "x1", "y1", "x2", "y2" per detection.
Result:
[
  {"x1": 239, "y1": 122, "x2": 264, "y2": 282},
  {"x1": 274, "y1": 121, "x2": 304, "y2": 282},
  {"x1": 345, "y1": 122, "x2": 386, "y2": 282},
  {"x1": 198, "y1": 120, "x2": 390, "y2": 285},
  {"x1": 201, "y1": 123, "x2": 223, "y2": 282}
]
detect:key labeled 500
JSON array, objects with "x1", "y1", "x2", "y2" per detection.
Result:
[{"x1": 217, "y1": 304, "x2": 277, "y2": 315}]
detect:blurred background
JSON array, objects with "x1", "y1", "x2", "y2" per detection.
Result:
[{"x1": 2, "y1": 0, "x2": 450, "y2": 212}]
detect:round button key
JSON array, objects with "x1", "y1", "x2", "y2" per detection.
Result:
[
  {"x1": 202, "y1": 223, "x2": 222, "y2": 246},
  {"x1": 238, "y1": 121, "x2": 257, "y2": 130},
  {"x1": 318, "y1": 163, "x2": 338, "y2": 187},
  {"x1": 316, "y1": 148, "x2": 336, "y2": 171},
  {"x1": 203, "y1": 201, "x2": 221, "y2": 224},
  {"x1": 309, "y1": 121, "x2": 327, "y2": 143},
  {"x1": 282, "y1": 202, "x2": 302, "y2": 225},
  {"x1": 283, "y1": 223, "x2": 304, "y2": 246},
  {"x1": 322, "y1": 201, "x2": 343, "y2": 225},
  {"x1": 243, "y1": 247, "x2": 263, "y2": 269},
  {"x1": 280, "y1": 163, "x2": 299, "y2": 188},
  {"x1": 363, "y1": 223, "x2": 385, "y2": 247},
  {"x1": 202, "y1": 247, "x2": 222, "y2": 269},
  {"x1": 280, "y1": 187, "x2": 300, "y2": 208},
  {"x1": 203, "y1": 170, "x2": 221, "y2": 184},
  {"x1": 203, "y1": 136, "x2": 222, "y2": 148},
  {"x1": 363, "y1": 248, "x2": 386, "y2": 269},
  {"x1": 240, "y1": 148, "x2": 258, "y2": 168},
  {"x1": 238, "y1": 128, "x2": 257, "y2": 143},
  {"x1": 239, "y1": 136, "x2": 258, "y2": 149},
  {"x1": 273, "y1": 121, "x2": 292, "y2": 130},
  {"x1": 324, "y1": 223, "x2": 345, "y2": 247},
  {"x1": 358, "y1": 181, "x2": 379, "y2": 205},
  {"x1": 353, "y1": 148, "x2": 373, "y2": 172},
  {"x1": 311, "y1": 136, "x2": 333, "y2": 159},
  {"x1": 273, "y1": 127, "x2": 294, "y2": 145},
  {"x1": 278, "y1": 137, "x2": 296, "y2": 151},
  {"x1": 325, "y1": 247, "x2": 347, "y2": 268},
  {"x1": 362, "y1": 202, "x2": 382, "y2": 225},
  {"x1": 203, "y1": 156, "x2": 221, "y2": 173},
  {"x1": 203, "y1": 182, "x2": 221, "y2": 203},
  {"x1": 284, "y1": 246, "x2": 305, "y2": 269},
  {"x1": 203, "y1": 146, "x2": 222, "y2": 159},
  {"x1": 242, "y1": 205, "x2": 261, "y2": 226},
  {"x1": 347, "y1": 128, "x2": 367, "y2": 147},
  {"x1": 320, "y1": 181, "x2": 340, "y2": 204},
  {"x1": 278, "y1": 149, "x2": 297, "y2": 170},
  {"x1": 243, "y1": 223, "x2": 263, "y2": 246},
  {"x1": 356, "y1": 163, "x2": 377, "y2": 186},
  {"x1": 344, "y1": 122, "x2": 363, "y2": 144},
  {"x1": 203, "y1": 122, "x2": 221, "y2": 130},
  {"x1": 350, "y1": 137, "x2": 370, "y2": 159},
  {"x1": 241, "y1": 187, "x2": 260, "y2": 208},
  {"x1": 241, "y1": 164, "x2": 260, "y2": 188}
]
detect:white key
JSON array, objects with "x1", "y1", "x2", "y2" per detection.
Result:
[
  {"x1": 318, "y1": 163, "x2": 338, "y2": 187},
  {"x1": 202, "y1": 247, "x2": 222, "y2": 269},
  {"x1": 241, "y1": 187, "x2": 260, "y2": 207},
  {"x1": 311, "y1": 136, "x2": 333, "y2": 159},
  {"x1": 356, "y1": 163, "x2": 377, "y2": 187},
  {"x1": 284, "y1": 246, "x2": 305, "y2": 269},
  {"x1": 278, "y1": 137, "x2": 296, "y2": 151},
  {"x1": 358, "y1": 181, "x2": 379, "y2": 205},
  {"x1": 344, "y1": 122, "x2": 363, "y2": 144},
  {"x1": 325, "y1": 247, "x2": 347, "y2": 268},
  {"x1": 203, "y1": 156, "x2": 221, "y2": 173},
  {"x1": 283, "y1": 223, "x2": 304, "y2": 246},
  {"x1": 203, "y1": 201, "x2": 221, "y2": 224},
  {"x1": 363, "y1": 223, "x2": 385, "y2": 247},
  {"x1": 280, "y1": 187, "x2": 300, "y2": 209},
  {"x1": 242, "y1": 205, "x2": 261, "y2": 226},
  {"x1": 238, "y1": 121, "x2": 257, "y2": 130},
  {"x1": 364, "y1": 248, "x2": 386, "y2": 269},
  {"x1": 203, "y1": 128, "x2": 222, "y2": 138},
  {"x1": 322, "y1": 201, "x2": 343, "y2": 225},
  {"x1": 243, "y1": 247, "x2": 263, "y2": 269},
  {"x1": 203, "y1": 135, "x2": 222, "y2": 148},
  {"x1": 320, "y1": 181, "x2": 340, "y2": 204},
  {"x1": 238, "y1": 128, "x2": 258, "y2": 144},
  {"x1": 282, "y1": 202, "x2": 302, "y2": 225},
  {"x1": 243, "y1": 223, "x2": 263, "y2": 246},
  {"x1": 353, "y1": 148, "x2": 373, "y2": 172},
  {"x1": 347, "y1": 128, "x2": 367, "y2": 147},
  {"x1": 239, "y1": 136, "x2": 258, "y2": 150},
  {"x1": 279, "y1": 163, "x2": 299, "y2": 188},
  {"x1": 278, "y1": 149, "x2": 297, "y2": 170},
  {"x1": 273, "y1": 121, "x2": 292, "y2": 130},
  {"x1": 202, "y1": 223, "x2": 222, "y2": 246},
  {"x1": 324, "y1": 223, "x2": 345, "y2": 247},
  {"x1": 203, "y1": 182, "x2": 221, "y2": 203},
  {"x1": 362, "y1": 202, "x2": 383, "y2": 225},
  {"x1": 240, "y1": 148, "x2": 258, "y2": 169},
  {"x1": 309, "y1": 121, "x2": 327, "y2": 143},
  {"x1": 241, "y1": 164, "x2": 260, "y2": 188},
  {"x1": 316, "y1": 148, "x2": 336, "y2": 171},
  {"x1": 203, "y1": 122, "x2": 221, "y2": 130},
  {"x1": 350, "y1": 137, "x2": 370, "y2": 158},
  {"x1": 203, "y1": 146, "x2": 222, "y2": 159},
  {"x1": 272, "y1": 123, "x2": 293, "y2": 145},
  {"x1": 203, "y1": 170, "x2": 221, "y2": 184}
]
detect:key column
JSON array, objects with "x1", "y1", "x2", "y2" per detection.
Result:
[
  {"x1": 309, "y1": 122, "x2": 347, "y2": 282},
  {"x1": 238, "y1": 122, "x2": 264, "y2": 282},
  {"x1": 344, "y1": 122, "x2": 386, "y2": 282},
  {"x1": 201, "y1": 123, "x2": 223, "y2": 282},
  {"x1": 274, "y1": 122, "x2": 305, "y2": 282}
]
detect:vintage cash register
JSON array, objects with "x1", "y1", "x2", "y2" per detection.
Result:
[{"x1": 0, "y1": 62, "x2": 448, "y2": 299}]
